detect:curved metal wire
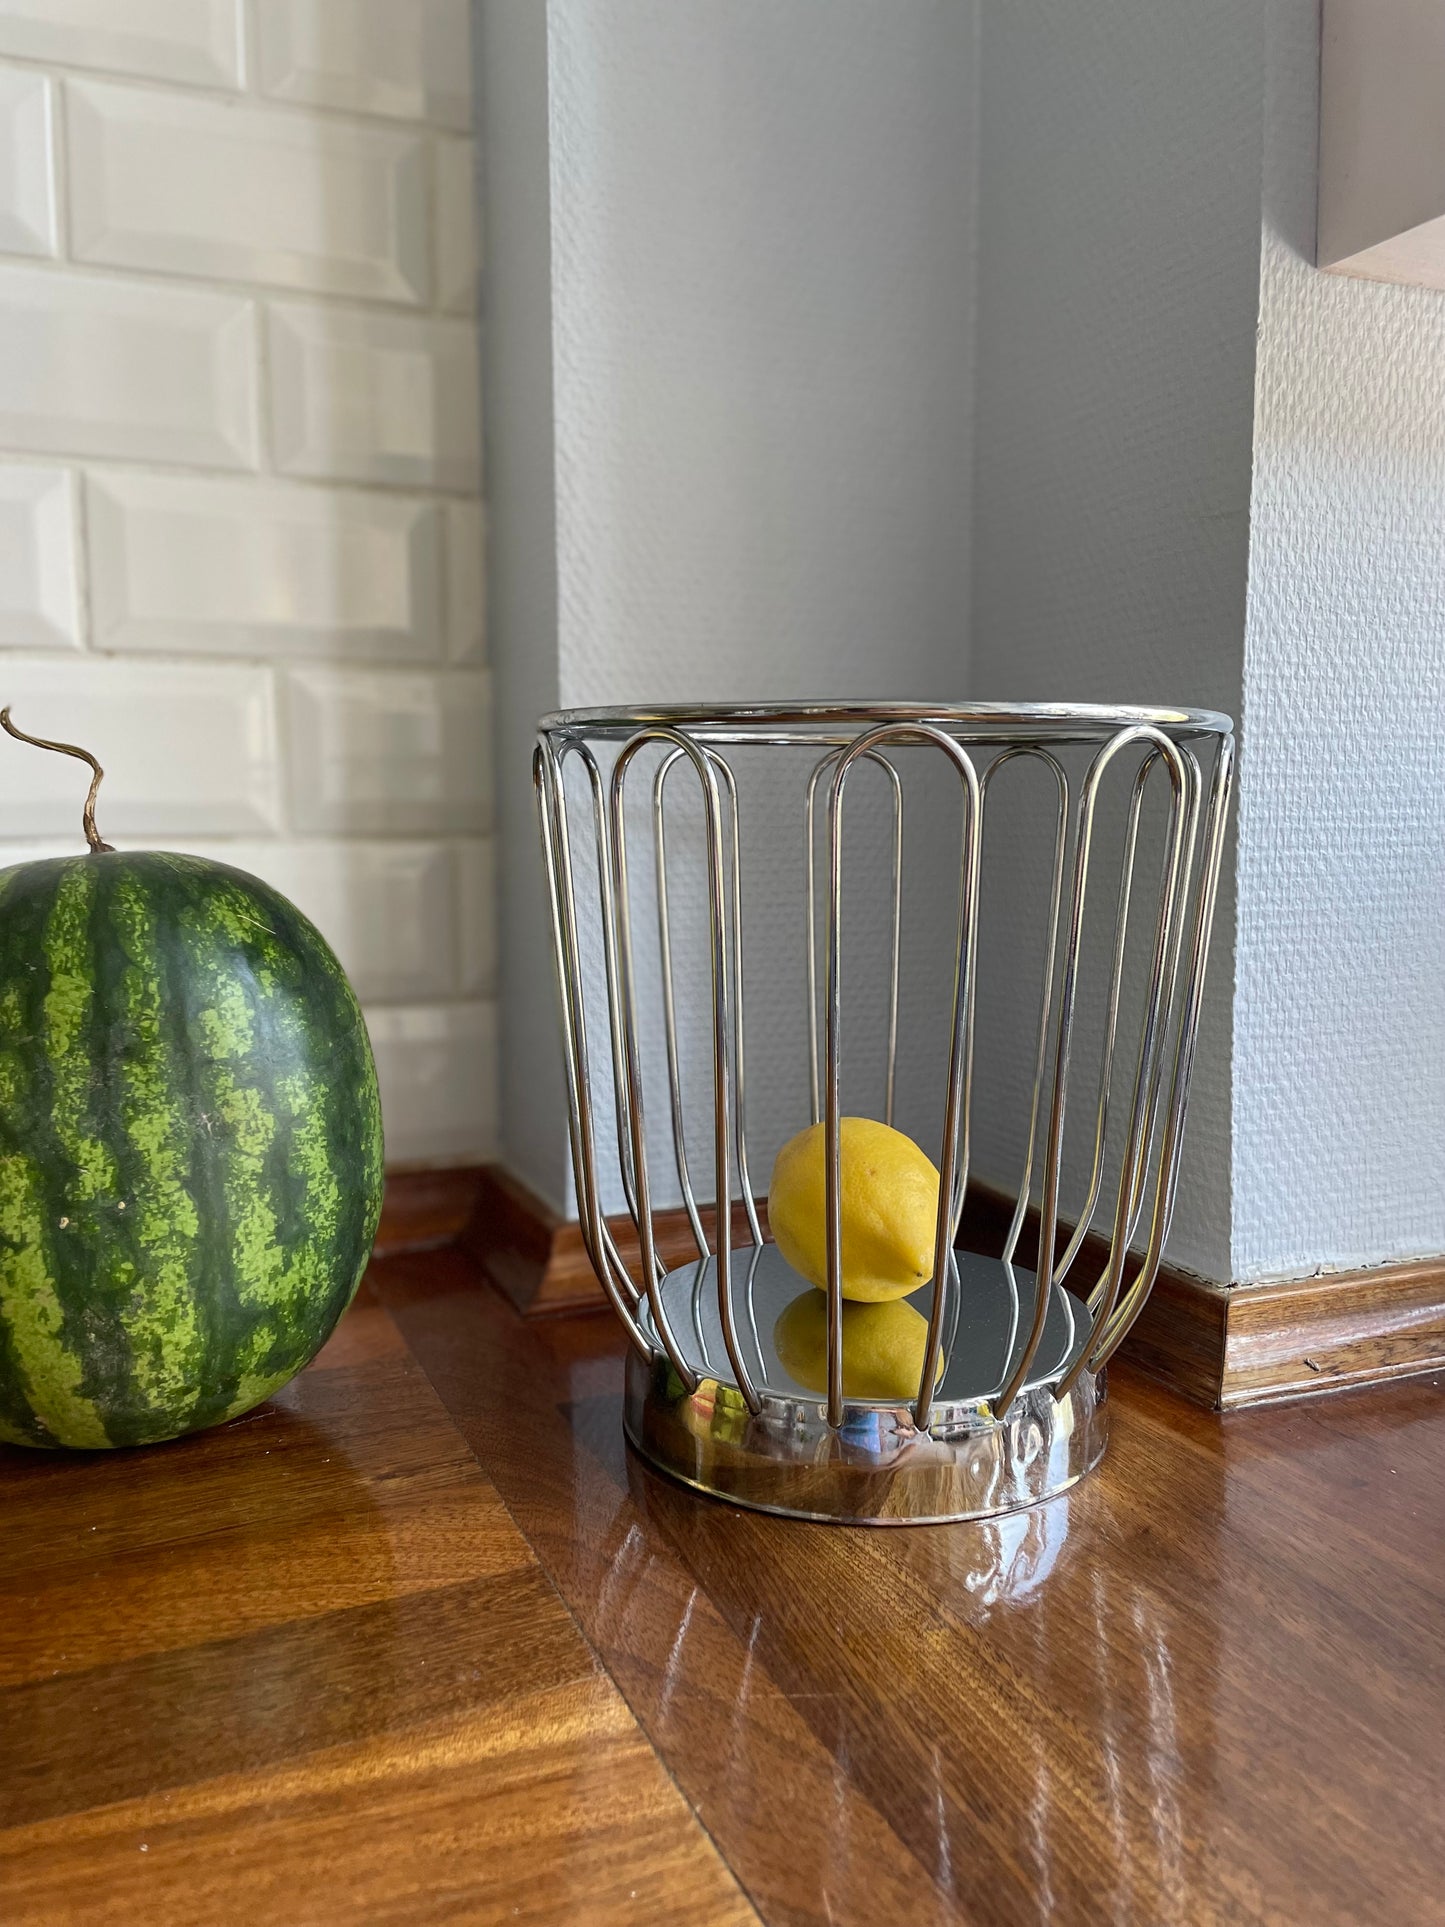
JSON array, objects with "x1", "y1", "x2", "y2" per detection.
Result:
[
  {"x1": 708, "y1": 750, "x2": 766, "y2": 1250},
  {"x1": 992, "y1": 723, "x2": 1191, "y2": 1419},
  {"x1": 652, "y1": 747, "x2": 710, "y2": 1259},
  {"x1": 555, "y1": 741, "x2": 647, "y2": 1254},
  {"x1": 1089, "y1": 746, "x2": 1204, "y2": 1295},
  {"x1": 978, "y1": 747, "x2": 1070, "y2": 1268},
  {"x1": 653, "y1": 746, "x2": 766, "y2": 1260},
  {"x1": 814, "y1": 722, "x2": 982, "y2": 1432},
  {"x1": 1049, "y1": 748, "x2": 1161, "y2": 1287},
  {"x1": 1053, "y1": 743, "x2": 1196, "y2": 1396},
  {"x1": 805, "y1": 746, "x2": 903, "y2": 1128},
  {"x1": 533, "y1": 742, "x2": 654, "y2": 1359},
  {"x1": 1086, "y1": 732, "x2": 1235, "y2": 1373},
  {"x1": 537, "y1": 704, "x2": 1235, "y2": 1441},
  {"x1": 611, "y1": 727, "x2": 762, "y2": 1415}
]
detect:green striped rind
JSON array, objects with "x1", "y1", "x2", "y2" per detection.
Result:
[{"x1": 0, "y1": 851, "x2": 383, "y2": 1449}]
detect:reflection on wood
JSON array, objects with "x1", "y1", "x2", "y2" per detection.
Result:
[
  {"x1": 380, "y1": 1248, "x2": 1445, "y2": 1927},
  {"x1": 5, "y1": 1244, "x2": 1441, "y2": 1927},
  {"x1": 0, "y1": 1284, "x2": 755, "y2": 1927}
]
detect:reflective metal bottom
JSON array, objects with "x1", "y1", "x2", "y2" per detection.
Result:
[{"x1": 624, "y1": 1246, "x2": 1110, "y2": 1525}]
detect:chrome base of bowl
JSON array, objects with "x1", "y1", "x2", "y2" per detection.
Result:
[{"x1": 623, "y1": 1246, "x2": 1109, "y2": 1526}]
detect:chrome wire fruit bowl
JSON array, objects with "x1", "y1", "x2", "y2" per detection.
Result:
[{"x1": 535, "y1": 703, "x2": 1234, "y2": 1525}]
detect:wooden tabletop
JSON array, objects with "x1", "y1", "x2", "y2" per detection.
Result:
[{"x1": 3, "y1": 1246, "x2": 1442, "y2": 1925}]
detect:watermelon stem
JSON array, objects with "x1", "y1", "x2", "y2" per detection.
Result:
[{"x1": 0, "y1": 708, "x2": 114, "y2": 853}]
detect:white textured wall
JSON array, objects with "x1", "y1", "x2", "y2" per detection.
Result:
[
  {"x1": 486, "y1": 0, "x2": 1445, "y2": 1293},
  {"x1": 548, "y1": 0, "x2": 977, "y2": 710},
  {"x1": 490, "y1": 0, "x2": 980, "y2": 1212},
  {"x1": 967, "y1": 0, "x2": 1445, "y2": 1285},
  {"x1": 1232, "y1": 0, "x2": 1445, "y2": 1280},
  {"x1": 967, "y1": 0, "x2": 1266, "y2": 1281},
  {"x1": 0, "y1": 0, "x2": 493, "y2": 1169}
]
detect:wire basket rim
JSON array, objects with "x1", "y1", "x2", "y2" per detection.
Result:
[{"x1": 538, "y1": 699, "x2": 1235, "y2": 741}]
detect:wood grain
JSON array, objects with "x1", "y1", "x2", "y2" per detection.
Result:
[
  {"x1": 2, "y1": 1674, "x2": 739, "y2": 1927},
  {"x1": 0, "y1": 1286, "x2": 756, "y2": 1927},
  {"x1": 377, "y1": 1246, "x2": 1445, "y2": 1927},
  {"x1": 1219, "y1": 1254, "x2": 1445, "y2": 1405},
  {"x1": 13, "y1": 1242, "x2": 1440, "y2": 1925}
]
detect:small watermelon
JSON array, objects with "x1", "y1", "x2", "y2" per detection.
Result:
[{"x1": 0, "y1": 711, "x2": 383, "y2": 1450}]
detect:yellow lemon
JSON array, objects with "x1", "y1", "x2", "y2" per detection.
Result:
[
  {"x1": 773, "y1": 1290, "x2": 944, "y2": 1402},
  {"x1": 768, "y1": 1115, "x2": 940, "y2": 1303}
]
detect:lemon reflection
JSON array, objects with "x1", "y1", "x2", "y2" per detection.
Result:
[{"x1": 773, "y1": 1289, "x2": 945, "y2": 1402}]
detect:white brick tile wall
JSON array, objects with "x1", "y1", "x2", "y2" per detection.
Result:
[
  {"x1": 266, "y1": 302, "x2": 480, "y2": 491},
  {"x1": 433, "y1": 135, "x2": 478, "y2": 315},
  {"x1": 243, "y1": 838, "x2": 457, "y2": 1003},
  {"x1": 455, "y1": 838, "x2": 497, "y2": 997},
  {"x1": 366, "y1": 1001, "x2": 497, "y2": 1166},
  {"x1": 0, "y1": 265, "x2": 258, "y2": 467},
  {"x1": 285, "y1": 665, "x2": 490, "y2": 835},
  {"x1": 0, "y1": 838, "x2": 91, "y2": 872},
  {"x1": 256, "y1": 0, "x2": 472, "y2": 133},
  {"x1": 0, "y1": 68, "x2": 57, "y2": 260},
  {"x1": 0, "y1": 656, "x2": 280, "y2": 836},
  {"x1": 0, "y1": 15, "x2": 492, "y2": 1166},
  {"x1": 87, "y1": 471, "x2": 444, "y2": 661},
  {"x1": 67, "y1": 80, "x2": 431, "y2": 303},
  {"x1": 444, "y1": 500, "x2": 486, "y2": 663},
  {"x1": 0, "y1": 2, "x2": 244, "y2": 91},
  {"x1": 0, "y1": 466, "x2": 81, "y2": 649}
]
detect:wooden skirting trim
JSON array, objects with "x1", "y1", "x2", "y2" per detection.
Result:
[
  {"x1": 430, "y1": 1163, "x2": 1445, "y2": 1409},
  {"x1": 374, "y1": 1166, "x2": 488, "y2": 1259},
  {"x1": 456, "y1": 1165, "x2": 768, "y2": 1319},
  {"x1": 940, "y1": 1179, "x2": 1445, "y2": 1410},
  {"x1": 1216, "y1": 1258, "x2": 1445, "y2": 1407},
  {"x1": 953, "y1": 1181, "x2": 1233, "y2": 1408},
  {"x1": 948, "y1": 1181, "x2": 1445, "y2": 1409}
]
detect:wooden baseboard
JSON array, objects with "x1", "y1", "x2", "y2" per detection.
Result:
[
  {"x1": 1215, "y1": 1258, "x2": 1445, "y2": 1406},
  {"x1": 457, "y1": 1165, "x2": 768, "y2": 1319},
  {"x1": 953, "y1": 1181, "x2": 1233, "y2": 1407},
  {"x1": 956, "y1": 1181, "x2": 1445, "y2": 1407},
  {"x1": 374, "y1": 1166, "x2": 488, "y2": 1259},
  {"x1": 438, "y1": 1162, "x2": 1445, "y2": 1410}
]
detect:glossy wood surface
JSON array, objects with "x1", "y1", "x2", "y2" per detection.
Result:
[
  {"x1": 377, "y1": 1250, "x2": 1445, "y2": 1927},
  {"x1": 0, "y1": 1293, "x2": 754, "y2": 1926},
  {"x1": 5, "y1": 1249, "x2": 1442, "y2": 1926}
]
